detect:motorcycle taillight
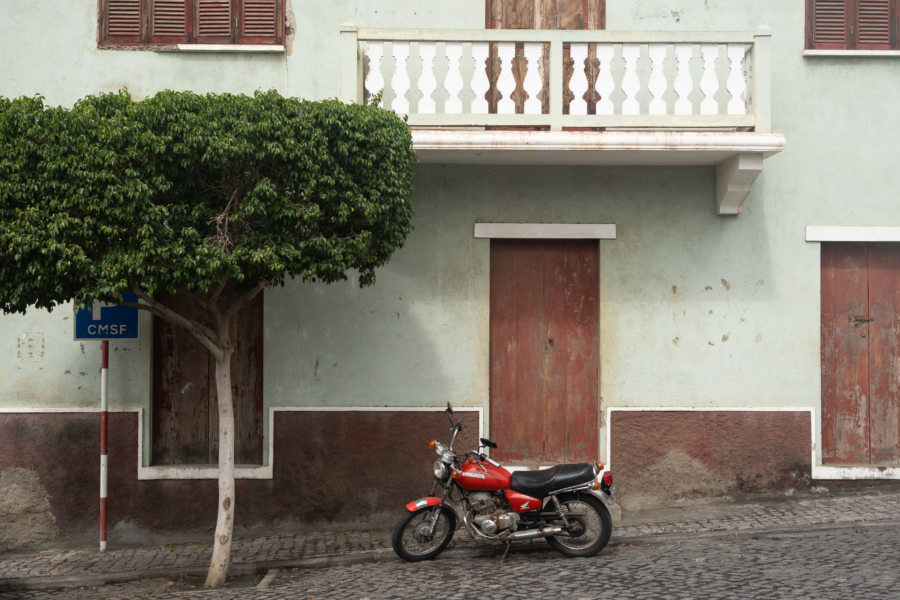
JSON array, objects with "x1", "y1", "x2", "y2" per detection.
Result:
[{"x1": 603, "y1": 471, "x2": 613, "y2": 485}]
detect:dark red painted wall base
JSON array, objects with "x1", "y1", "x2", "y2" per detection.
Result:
[
  {"x1": 0, "y1": 410, "x2": 478, "y2": 546},
  {"x1": 610, "y1": 410, "x2": 812, "y2": 510}
]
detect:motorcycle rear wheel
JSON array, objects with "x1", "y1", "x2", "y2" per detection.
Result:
[
  {"x1": 391, "y1": 505, "x2": 456, "y2": 561},
  {"x1": 546, "y1": 493, "x2": 612, "y2": 557}
]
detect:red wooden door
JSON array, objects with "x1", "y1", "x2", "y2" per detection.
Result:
[
  {"x1": 152, "y1": 290, "x2": 264, "y2": 465},
  {"x1": 822, "y1": 243, "x2": 900, "y2": 464},
  {"x1": 490, "y1": 240, "x2": 599, "y2": 464}
]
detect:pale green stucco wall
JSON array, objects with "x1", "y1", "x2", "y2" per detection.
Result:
[{"x1": 2, "y1": 0, "x2": 899, "y2": 468}]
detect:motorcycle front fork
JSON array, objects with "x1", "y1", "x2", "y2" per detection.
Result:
[{"x1": 427, "y1": 478, "x2": 454, "y2": 534}]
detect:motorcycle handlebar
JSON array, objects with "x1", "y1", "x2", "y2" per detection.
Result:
[
  {"x1": 448, "y1": 421, "x2": 462, "y2": 451},
  {"x1": 479, "y1": 453, "x2": 501, "y2": 468}
]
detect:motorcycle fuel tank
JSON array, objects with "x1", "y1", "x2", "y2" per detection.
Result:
[{"x1": 456, "y1": 457, "x2": 511, "y2": 491}]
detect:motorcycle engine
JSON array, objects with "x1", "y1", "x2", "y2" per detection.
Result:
[{"x1": 469, "y1": 492, "x2": 519, "y2": 536}]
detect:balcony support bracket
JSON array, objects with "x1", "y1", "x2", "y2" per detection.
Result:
[{"x1": 715, "y1": 153, "x2": 764, "y2": 215}]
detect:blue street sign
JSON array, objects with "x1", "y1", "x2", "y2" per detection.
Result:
[{"x1": 74, "y1": 293, "x2": 140, "y2": 340}]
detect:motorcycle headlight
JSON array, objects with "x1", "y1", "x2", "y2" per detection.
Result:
[{"x1": 433, "y1": 459, "x2": 448, "y2": 480}]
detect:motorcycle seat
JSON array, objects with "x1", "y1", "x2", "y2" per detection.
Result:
[{"x1": 509, "y1": 463, "x2": 595, "y2": 500}]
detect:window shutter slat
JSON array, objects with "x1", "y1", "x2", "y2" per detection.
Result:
[
  {"x1": 104, "y1": 0, "x2": 143, "y2": 42},
  {"x1": 857, "y1": 0, "x2": 891, "y2": 47},
  {"x1": 241, "y1": 0, "x2": 278, "y2": 43},
  {"x1": 151, "y1": 0, "x2": 188, "y2": 40},
  {"x1": 811, "y1": 0, "x2": 849, "y2": 47},
  {"x1": 197, "y1": 0, "x2": 233, "y2": 41}
]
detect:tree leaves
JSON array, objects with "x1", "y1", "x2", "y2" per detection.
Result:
[{"x1": 0, "y1": 90, "x2": 416, "y2": 314}]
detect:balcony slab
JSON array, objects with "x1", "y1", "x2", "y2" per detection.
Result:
[{"x1": 412, "y1": 128, "x2": 785, "y2": 214}]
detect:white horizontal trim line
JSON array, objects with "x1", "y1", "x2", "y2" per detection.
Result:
[
  {"x1": 806, "y1": 226, "x2": 900, "y2": 242},
  {"x1": 139, "y1": 464, "x2": 272, "y2": 480},
  {"x1": 173, "y1": 44, "x2": 285, "y2": 53},
  {"x1": 812, "y1": 465, "x2": 900, "y2": 479},
  {"x1": 144, "y1": 405, "x2": 483, "y2": 480},
  {"x1": 804, "y1": 49, "x2": 900, "y2": 57},
  {"x1": 474, "y1": 223, "x2": 616, "y2": 240}
]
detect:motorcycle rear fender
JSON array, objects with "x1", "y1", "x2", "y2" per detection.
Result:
[{"x1": 405, "y1": 497, "x2": 442, "y2": 512}]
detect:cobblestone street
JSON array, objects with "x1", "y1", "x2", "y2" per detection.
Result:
[
  {"x1": 4, "y1": 523, "x2": 900, "y2": 599},
  {"x1": 3, "y1": 487, "x2": 900, "y2": 599}
]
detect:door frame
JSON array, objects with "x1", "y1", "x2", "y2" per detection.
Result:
[
  {"x1": 807, "y1": 225, "x2": 900, "y2": 479},
  {"x1": 477, "y1": 222, "x2": 615, "y2": 464}
]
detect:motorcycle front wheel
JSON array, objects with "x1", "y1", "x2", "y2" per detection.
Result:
[
  {"x1": 391, "y1": 505, "x2": 456, "y2": 561},
  {"x1": 546, "y1": 493, "x2": 612, "y2": 558}
]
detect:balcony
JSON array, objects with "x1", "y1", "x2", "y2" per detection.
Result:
[{"x1": 339, "y1": 26, "x2": 785, "y2": 214}]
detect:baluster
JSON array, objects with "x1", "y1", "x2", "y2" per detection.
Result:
[
  {"x1": 594, "y1": 44, "x2": 614, "y2": 115},
  {"x1": 444, "y1": 42, "x2": 463, "y2": 114},
  {"x1": 391, "y1": 42, "x2": 410, "y2": 114},
  {"x1": 418, "y1": 42, "x2": 436, "y2": 114},
  {"x1": 471, "y1": 42, "x2": 490, "y2": 114},
  {"x1": 621, "y1": 44, "x2": 640, "y2": 115},
  {"x1": 700, "y1": 44, "x2": 719, "y2": 115},
  {"x1": 569, "y1": 43, "x2": 588, "y2": 116},
  {"x1": 496, "y1": 42, "x2": 516, "y2": 114},
  {"x1": 364, "y1": 42, "x2": 385, "y2": 105},
  {"x1": 726, "y1": 43, "x2": 747, "y2": 115},
  {"x1": 648, "y1": 44, "x2": 667, "y2": 115},
  {"x1": 673, "y1": 44, "x2": 693, "y2": 115},
  {"x1": 523, "y1": 42, "x2": 543, "y2": 115}
]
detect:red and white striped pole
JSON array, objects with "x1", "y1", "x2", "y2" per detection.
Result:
[{"x1": 100, "y1": 340, "x2": 109, "y2": 552}]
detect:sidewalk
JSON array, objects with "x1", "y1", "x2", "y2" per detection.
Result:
[{"x1": 2, "y1": 485, "x2": 899, "y2": 592}]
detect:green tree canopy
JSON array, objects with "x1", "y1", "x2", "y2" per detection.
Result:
[{"x1": 0, "y1": 90, "x2": 416, "y2": 314}]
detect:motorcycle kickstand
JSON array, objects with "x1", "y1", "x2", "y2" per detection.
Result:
[{"x1": 499, "y1": 540, "x2": 512, "y2": 564}]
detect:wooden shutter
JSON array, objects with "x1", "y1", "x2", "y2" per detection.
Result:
[
  {"x1": 151, "y1": 0, "x2": 188, "y2": 42},
  {"x1": 240, "y1": 0, "x2": 280, "y2": 44},
  {"x1": 102, "y1": 0, "x2": 144, "y2": 44},
  {"x1": 809, "y1": 0, "x2": 849, "y2": 48},
  {"x1": 857, "y1": 0, "x2": 892, "y2": 48},
  {"x1": 196, "y1": 0, "x2": 233, "y2": 42},
  {"x1": 809, "y1": 0, "x2": 897, "y2": 49}
]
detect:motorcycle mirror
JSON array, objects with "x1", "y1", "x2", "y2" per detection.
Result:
[
  {"x1": 445, "y1": 403, "x2": 454, "y2": 415},
  {"x1": 480, "y1": 437, "x2": 497, "y2": 449}
]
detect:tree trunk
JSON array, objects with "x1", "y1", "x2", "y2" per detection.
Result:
[{"x1": 204, "y1": 346, "x2": 236, "y2": 587}]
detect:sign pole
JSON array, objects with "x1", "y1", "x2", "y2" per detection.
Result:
[{"x1": 100, "y1": 340, "x2": 109, "y2": 552}]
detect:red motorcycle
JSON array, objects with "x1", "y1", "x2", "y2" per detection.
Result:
[{"x1": 392, "y1": 404, "x2": 616, "y2": 561}]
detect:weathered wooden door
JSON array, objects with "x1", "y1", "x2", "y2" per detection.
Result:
[
  {"x1": 486, "y1": 0, "x2": 606, "y2": 114},
  {"x1": 152, "y1": 291, "x2": 264, "y2": 465},
  {"x1": 822, "y1": 243, "x2": 900, "y2": 464},
  {"x1": 490, "y1": 240, "x2": 599, "y2": 464}
]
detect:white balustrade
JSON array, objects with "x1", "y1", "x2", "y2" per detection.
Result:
[
  {"x1": 621, "y1": 44, "x2": 641, "y2": 115},
  {"x1": 417, "y1": 42, "x2": 436, "y2": 114},
  {"x1": 595, "y1": 44, "x2": 615, "y2": 116},
  {"x1": 471, "y1": 42, "x2": 490, "y2": 114},
  {"x1": 358, "y1": 32, "x2": 759, "y2": 129},
  {"x1": 363, "y1": 42, "x2": 384, "y2": 99},
  {"x1": 673, "y1": 44, "x2": 693, "y2": 115},
  {"x1": 496, "y1": 42, "x2": 516, "y2": 115},
  {"x1": 523, "y1": 42, "x2": 543, "y2": 115},
  {"x1": 726, "y1": 43, "x2": 747, "y2": 115},
  {"x1": 569, "y1": 43, "x2": 589, "y2": 115},
  {"x1": 648, "y1": 44, "x2": 668, "y2": 115},
  {"x1": 444, "y1": 42, "x2": 463, "y2": 114},
  {"x1": 391, "y1": 42, "x2": 410, "y2": 113},
  {"x1": 699, "y1": 44, "x2": 719, "y2": 116}
]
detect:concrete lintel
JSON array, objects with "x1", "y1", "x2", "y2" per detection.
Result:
[
  {"x1": 715, "y1": 153, "x2": 764, "y2": 215},
  {"x1": 474, "y1": 223, "x2": 616, "y2": 239}
]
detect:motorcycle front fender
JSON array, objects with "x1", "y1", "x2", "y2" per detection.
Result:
[{"x1": 405, "y1": 497, "x2": 442, "y2": 512}]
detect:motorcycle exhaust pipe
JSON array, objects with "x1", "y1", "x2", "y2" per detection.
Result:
[{"x1": 506, "y1": 526, "x2": 564, "y2": 541}]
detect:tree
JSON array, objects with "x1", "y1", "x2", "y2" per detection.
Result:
[{"x1": 0, "y1": 90, "x2": 416, "y2": 586}]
